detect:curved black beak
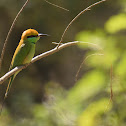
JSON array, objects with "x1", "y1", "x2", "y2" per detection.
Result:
[{"x1": 38, "y1": 33, "x2": 49, "y2": 37}]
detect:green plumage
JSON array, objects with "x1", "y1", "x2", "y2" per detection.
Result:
[{"x1": 5, "y1": 29, "x2": 40, "y2": 98}]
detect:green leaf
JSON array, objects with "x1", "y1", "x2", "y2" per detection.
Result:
[{"x1": 105, "y1": 13, "x2": 126, "y2": 33}]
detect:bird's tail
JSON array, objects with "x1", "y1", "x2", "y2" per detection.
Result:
[
  {"x1": 0, "y1": 75, "x2": 15, "y2": 116},
  {"x1": 5, "y1": 75, "x2": 15, "y2": 98}
]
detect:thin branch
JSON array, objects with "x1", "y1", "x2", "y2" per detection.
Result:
[
  {"x1": 75, "y1": 53, "x2": 104, "y2": 81},
  {"x1": 105, "y1": 64, "x2": 113, "y2": 112},
  {"x1": 0, "y1": 0, "x2": 30, "y2": 72},
  {"x1": 0, "y1": 41, "x2": 102, "y2": 85},
  {"x1": 57, "y1": 0, "x2": 106, "y2": 48},
  {"x1": 44, "y1": 0, "x2": 69, "y2": 11}
]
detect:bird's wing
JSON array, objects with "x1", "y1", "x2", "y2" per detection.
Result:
[{"x1": 10, "y1": 42, "x2": 32, "y2": 70}]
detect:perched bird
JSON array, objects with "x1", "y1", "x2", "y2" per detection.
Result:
[{"x1": 4, "y1": 29, "x2": 48, "y2": 99}]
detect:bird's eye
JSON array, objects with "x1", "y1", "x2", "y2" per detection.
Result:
[{"x1": 27, "y1": 35, "x2": 38, "y2": 38}]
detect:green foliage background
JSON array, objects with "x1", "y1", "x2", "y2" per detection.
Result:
[{"x1": 0, "y1": 0, "x2": 126, "y2": 126}]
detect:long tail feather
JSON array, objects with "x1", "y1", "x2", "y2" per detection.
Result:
[
  {"x1": 0, "y1": 75, "x2": 14, "y2": 116},
  {"x1": 5, "y1": 75, "x2": 14, "y2": 98}
]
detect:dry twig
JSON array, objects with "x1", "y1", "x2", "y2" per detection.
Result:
[
  {"x1": 75, "y1": 53, "x2": 104, "y2": 81},
  {"x1": 57, "y1": 0, "x2": 106, "y2": 47},
  {"x1": 0, "y1": 0, "x2": 30, "y2": 72},
  {"x1": 105, "y1": 64, "x2": 113, "y2": 112},
  {"x1": 44, "y1": 0, "x2": 69, "y2": 11}
]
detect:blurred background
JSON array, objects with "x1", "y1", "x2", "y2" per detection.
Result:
[{"x1": 0, "y1": 0, "x2": 126, "y2": 125}]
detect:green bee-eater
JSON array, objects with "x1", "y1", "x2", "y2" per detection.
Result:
[{"x1": 5, "y1": 29, "x2": 48, "y2": 98}]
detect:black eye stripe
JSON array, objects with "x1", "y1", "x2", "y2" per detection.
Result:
[{"x1": 27, "y1": 35, "x2": 38, "y2": 38}]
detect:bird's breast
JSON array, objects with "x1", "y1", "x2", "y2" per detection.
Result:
[{"x1": 23, "y1": 44, "x2": 35, "y2": 64}]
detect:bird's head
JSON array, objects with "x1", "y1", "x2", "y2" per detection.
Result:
[{"x1": 21, "y1": 29, "x2": 48, "y2": 44}]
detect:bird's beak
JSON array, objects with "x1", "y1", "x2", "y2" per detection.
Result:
[{"x1": 38, "y1": 33, "x2": 49, "y2": 37}]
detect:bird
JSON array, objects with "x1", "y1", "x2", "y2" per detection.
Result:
[{"x1": 0, "y1": 29, "x2": 48, "y2": 114}]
